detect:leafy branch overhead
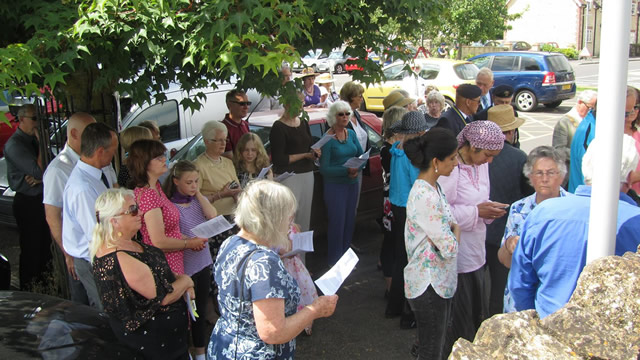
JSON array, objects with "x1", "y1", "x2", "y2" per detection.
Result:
[{"x1": 0, "y1": 0, "x2": 445, "y2": 111}]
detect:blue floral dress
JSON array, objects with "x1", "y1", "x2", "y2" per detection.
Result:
[
  {"x1": 208, "y1": 235, "x2": 301, "y2": 360},
  {"x1": 502, "y1": 189, "x2": 569, "y2": 312}
]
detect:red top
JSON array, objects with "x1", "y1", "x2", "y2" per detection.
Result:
[
  {"x1": 222, "y1": 113, "x2": 249, "y2": 152},
  {"x1": 135, "y1": 182, "x2": 184, "y2": 274}
]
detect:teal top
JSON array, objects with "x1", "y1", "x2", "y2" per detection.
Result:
[{"x1": 319, "y1": 129, "x2": 364, "y2": 184}]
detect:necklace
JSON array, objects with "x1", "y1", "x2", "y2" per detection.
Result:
[
  {"x1": 457, "y1": 149, "x2": 468, "y2": 165},
  {"x1": 332, "y1": 128, "x2": 348, "y2": 144},
  {"x1": 205, "y1": 152, "x2": 222, "y2": 164}
]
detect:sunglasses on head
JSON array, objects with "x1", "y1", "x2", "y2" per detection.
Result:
[{"x1": 230, "y1": 100, "x2": 252, "y2": 106}]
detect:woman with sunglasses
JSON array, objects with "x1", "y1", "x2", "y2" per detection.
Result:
[
  {"x1": 128, "y1": 139, "x2": 207, "y2": 274},
  {"x1": 320, "y1": 101, "x2": 365, "y2": 265},
  {"x1": 92, "y1": 188, "x2": 194, "y2": 359}
]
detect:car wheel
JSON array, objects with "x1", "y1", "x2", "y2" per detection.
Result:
[
  {"x1": 515, "y1": 90, "x2": 538, "y2": 112},
  {"x1": 544, "y1": 100, "x2": 562, "y2": 108},
  {"x1": 444, "y1": 97, "x2": 455, "y2": 113},
  {"x1": 335, "y1": 64, "x2": 344, "y2": 73}
]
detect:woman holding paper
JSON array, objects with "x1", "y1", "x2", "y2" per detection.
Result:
[
  {"x1": 269, "y1": 92, "x2": 320, "y2": 232},
  {"x1": 208, "y1": 180, "x2": 338, "y2": 360},
  {"x1": 164, "y1": 160, "x2": 217, "y2": 360},
  {"x1": 91, "y1": 188, "x2": 192, "y2": 359},
  {"x1": 233, "y1": 133, "x2": 273, "y2": 188},
  {"x1": 320, "y1": 100, "x2": 364, "y2": 266}
]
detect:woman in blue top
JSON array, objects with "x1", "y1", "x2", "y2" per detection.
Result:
[
  {"x1": 208, "y1": 180, "x2": 338, "y2": 360},
  {"x1": 320, "y1": 100, "x2": 365, "y2": 265}
]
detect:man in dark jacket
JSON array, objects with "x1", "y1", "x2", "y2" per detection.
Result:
[
  {"x1": 485, "y1": 104, "x2": 534, "y2": 317},
  {"x1": 434, "y1": 84, "x2": 481, "y2": 135},
  {"x1": 473, "y1": 84, "x2": 518, "y2": 121}
]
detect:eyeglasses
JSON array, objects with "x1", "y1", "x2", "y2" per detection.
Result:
[
  {"x1": 230, "y1": 100, "x2": 252, "y2": 107},
  {"x1": 153, "y1": 154, "x2": 167, "y2": 161},
  {"x1": 532, "y1": 170, "x2": 560, "y2": 178},
  {"x1": 624, "y1": 107, "x2": 639, "y2": 118},
  {"x1": 207, "y1": 138, "x2": 227, "y2": 143},
  {"x1": 117, "y1": 204, "x2": 139, "y2": 217},
  {"x1": 337, "y1": 112, "x2": 351, "y2": 117},
  {"x1": 23, "y1": 115, "x2": 38, "y2": 121}
]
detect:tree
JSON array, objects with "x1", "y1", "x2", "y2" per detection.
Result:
[{"x1": 0, "y1": 0, "x2": 446, "y2": 118}]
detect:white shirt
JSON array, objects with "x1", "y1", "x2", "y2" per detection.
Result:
[
  {"x1": 62, "y1": 160, "x2": 116, "y2": 260},
  {"x1": 351, "y1": 118, "x2": 368, "y2": 153},
  {"x1": 43, "y1": 144, "x2": 81, "y2": 208}
]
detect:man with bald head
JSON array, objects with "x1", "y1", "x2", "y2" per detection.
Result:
[
  {"x1": 475, "y1": 68, "x2": 495, "y2": 111},
  {"x1": 43, "y1": 112, "x2": 96, "y2": 303}
]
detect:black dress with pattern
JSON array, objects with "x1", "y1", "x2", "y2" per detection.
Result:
[{"x1": 93, "y1": 243, "x2": 189, "y2": 360}]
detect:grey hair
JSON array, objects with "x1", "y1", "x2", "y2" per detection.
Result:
[
  {"x1": 235, "y1": 180, "x2": 297, "y2": 250},
  {"x1": 578, "y1": 90, "x2": 597, "y2": 103},
  {"x1": 201, "y1": 120, "x2": 228, "y2": 140},
  {"x1": 326, "y1": 100, "x2": 352, "y2": 127},
  {"x1": 523, "y1": 146, "x2": 567, "y2": 178},
  {"x1": 90, "y1": 188, "x2": 135, "y2": 260},
  {"x1": 382, "y1": 106, "x2": 408, "y2": 139},
  {"x1": 17, "y1": 104, "x2": 36, "y2": 119},
  {"x1": 426, "y1": 90, "x2": 446, "y2": 109},
  {"x1": 81, "y1": 122, "x2": 116, "y2": 157},
  {"x1": 477, "y1": 67, "x2": 494, "y2": 81}
]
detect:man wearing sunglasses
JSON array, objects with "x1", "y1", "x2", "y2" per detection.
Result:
[
  {"x1": 222, "y1": 89, "x2": 252, "y2": 158},
  {"x1": 62, "y1": 122, "x2": 118, "y2": 310},
  {"x1": 4, "y1": 104, "x2": 52, "y2": 291}
]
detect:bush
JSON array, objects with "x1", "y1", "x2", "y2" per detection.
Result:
[{"x1": 540, "y1": 44, "x2": 578, "y2": 60}]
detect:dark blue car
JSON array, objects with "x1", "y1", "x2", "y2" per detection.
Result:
[{"x1": 469, "y1": 52, "x2": 576, "y2": 112}]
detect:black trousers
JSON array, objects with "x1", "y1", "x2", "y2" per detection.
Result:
[
  {"x1": 13, "y1": 192, "x2": 53, "y2": 291},
  {"x1": 485, "y1": 243, "x2": 509, "y2": 317},
  {"x1": 408, "y1": 286, "x2": 452, "y2": 360},
  {"x1": 386, "y1": 205, "x2": 411, "y2": 319},
  {"x1": 190, "y1": 266, "x2": 211, "y2": 348}
]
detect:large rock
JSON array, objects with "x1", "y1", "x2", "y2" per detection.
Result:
[{"x1": 449, "y1": 250, "x2": 640, "y2": 359}]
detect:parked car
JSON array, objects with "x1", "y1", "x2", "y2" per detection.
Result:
[
  {"x1": 292, "y1": 49, "x2": 327, "y2": 73},
  {"x1": 360, "y1": 58, "x2": 479, "y2": 113},
  {"x1": 169, "y1": 107, "x2": 384, "y2": 233},
  {"x1": 345, "y1": 50, "x2": 381, "y2": 72},
  {"x1": 469, "y1": 51, "x2": 576, "y2": 112},
  {"x1": 0, "y1": 290, "x2": 136, "y2": 359},
  {"x1": 316, "y1": 50, "x2": 351, "y2": 74}
]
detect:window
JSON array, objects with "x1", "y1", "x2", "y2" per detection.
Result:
[
  {"x1": 520, "y1": 57, "x2": 541, "y2": 71},
  {"x1": 454, "y1": 64, "x2": 480, "y2": 80},
  {"x1": 472, "y1": 56, "x2": 490, "y2": 70},
  {"x1": 310, "y1": 123, "x2": 325, "y2": 143},
  {"x1": 130, "y1": 100, "x2": 180, "y2": 143},
  {"x1": 383, "y1": 64, "x2": 408, "y2": 81},
  {"x1": 361, "y1": 121, "x2": 383, "y2": 156},
  {"x1": 586, "y1": 28, "x2": 593, "y2": 43},
  {"x1": 419, "y1": 65, "x2": 440, "y2": 80},
  {"x1": 491, "y1": 56, "x2": 518, "y2": 71}
]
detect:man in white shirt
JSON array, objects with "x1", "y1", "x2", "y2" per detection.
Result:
[
  {"x1": 43, "y1": 112, "x2": 96, "y2": 303},
  {"x1": 62, "y1": 122, "x2": 118, "y2": 310}
]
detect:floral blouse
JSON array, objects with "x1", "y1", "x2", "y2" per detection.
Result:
[
  {"x1": 404, "y1": 179, "x2": 458, "y2": 299},
  {"x1": 502, "y1": 188, "x2": 570, "y2": 312},
  {"x1": 208, "y1": 235, "x2": 301, "y2": 360}
]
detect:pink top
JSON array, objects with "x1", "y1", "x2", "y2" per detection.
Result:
[
  {"x1": 135, "y1": 182, "x2": 184, "y2": 274},
  {"x1": 632, "y1": 131, "x2": 640, "y2": 193},
  {"x1": 437, "y1": 162, "x2": 493, "y2": 274}
]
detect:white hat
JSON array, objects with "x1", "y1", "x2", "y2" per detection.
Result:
[{"x1": 582, "y1": 134, "x2": 639, "y2": 184}]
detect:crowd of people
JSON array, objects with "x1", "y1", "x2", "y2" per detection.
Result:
[{"x1": 5, "y1": 64, "x2": 640, "y2": 359}]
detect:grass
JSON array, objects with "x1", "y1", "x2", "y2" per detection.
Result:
[{"x1": 577, "y1": 86, "x2": 597, "y2": 92}]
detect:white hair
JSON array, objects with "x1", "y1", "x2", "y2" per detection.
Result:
[
  {"x1": 477, "y1": 68, "x2": 494, "y2": 81},
  {"x1": 426, "y1": 91, "x2": 446, "y2": 108},
  {"x1": 90, "y1": 189, "x2": 135, "y2": 260},
  {"x1": 201, "y1": 120, "x2": 228, "y2": 140},
  {"x1": 326, "y1": 101, "x2": 352, "y2": 127},
  {"x1": 578, "y1": 90, "x2": 597, "y2": 104}
]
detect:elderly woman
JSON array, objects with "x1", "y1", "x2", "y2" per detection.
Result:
[
  {"x1": 208, "y1": 180, "x2": 338, "y2": 359},
  {"x1": 320, "y1": 101, "x2": 365, "y2": 265},
  {"x1": 422, "y1": 91, "x2": 446, "y2": 130},
  {"x1": 438, "y1": 121, "x2": 508, "y2": 354},
  {"x1": 92, "y1": 188, "x2": 194, "y2": 359},
  {"x1": 403, "y1": 128, "x2": 461, "y2": 360},
  {"x1": 379, "y1": 106, "x2": 408, "y2": 295},
  {"x1": 498, "y1": 146, "x2": 568, "y2": 312},
  {"x1": 128, "y1": 140, "x2": 207, "y2": 274},
  {"x1": 117, "y1": 126, "x2": 153, "y2": 188},
  {"x1": 300, "y1": 67, "x2": 321, "y2": 107},
  {"x1": 269, "y1": 93, "x2": 320, "y2": 232},
  {"x1": 193, "y1": 121, "x2": 243, "y2": 215}
]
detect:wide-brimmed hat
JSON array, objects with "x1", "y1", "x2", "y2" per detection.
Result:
[
  {"x1": 297, "y1": 67, "x2": 320, "y2": 79},
  {"x1": 390, "y1": 111, "x2": 428, "y2": 134},
  {"x1": 383, "y1": 92, "x2": 416, "y2": 110},
  {"x1": 487, "y1": 104, "x2": 525, "y2": 132},
  {"x1": 316, "y1": 73, "x2": 335, "y2": 84}
]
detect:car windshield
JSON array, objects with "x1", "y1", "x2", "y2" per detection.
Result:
[
  {"x1": 329, "y1": 52, "x2": 343, "y2": 59},
  {"x1": 454, "y1": 63, "x2": 479, "y2": 80},
  {"x1": 383, "y1": 65, "x2": 408, "y2": 81},
  {"x1": 546, "y1": 55, "x2": 572, "y2": 72}
]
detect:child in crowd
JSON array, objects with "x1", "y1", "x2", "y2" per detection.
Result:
[
  {"x1": 163, "y1": 160, "x2": 217, "y2": 360},
  {"x1": 233, "y1": 133, "x2": 273, "y2": 188}
]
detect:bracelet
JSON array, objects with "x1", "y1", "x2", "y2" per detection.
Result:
[{"x1": 183, "y1": 239, "x2": 187, "y2": 249}]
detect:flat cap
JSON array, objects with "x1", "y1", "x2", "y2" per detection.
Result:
[
  {"x1": 491, "y1": 84, "x2": 515, "y2": 98},
  {"x1": 456, "y1": 84, "x2": 482, "y2": 99}
]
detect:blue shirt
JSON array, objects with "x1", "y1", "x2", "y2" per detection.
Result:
[
  {"x1": 319, "y1": 129, "x2": 363, "y2": 185},
  {"x1": 389, "y1": 141, "x2": 419, "y2": 207},
  {"x1": 508, "y1": 185, "x2": 640, "y2": 318},
  {"x1": 568, "y1": 111, "x2": 596, "y2": 192}
]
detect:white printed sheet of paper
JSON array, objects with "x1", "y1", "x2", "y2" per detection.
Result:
[
  {"x1": 311, "y1": 134, "x2": 336, "y2": 150},
  {"x1": 283, "y1": 231, "x2": 314, "y2": 257},
  {"x1": 314, "y1": 248, "x2": 359, "y2": 295},
  {"x1": 342, "y1": 148, "x2": 371, "y2": 168},
  {"x1": 274, "y1": 172, "x2": 295, "y2": 182},
  {"x1": 257, "y1": 164, "x2": 273, "y2": 179},
  {"x1": 185, "y1": 291, "x2": 199, "y2": 321},
  {"x1": 191, "y1": 215, "x2": 234, "y2": 238}
]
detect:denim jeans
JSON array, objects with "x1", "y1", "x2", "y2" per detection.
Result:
[{"x1": 408, "y1": 285, "x2": 452, "y2": 360}]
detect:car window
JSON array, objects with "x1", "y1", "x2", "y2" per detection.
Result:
[
  {"x1": 546, "y1": 55, "x2": 572, "y2": 72},
  {"x1": 329, "y1": 52, "x2": 342, "y2": 59},
  {"x1": 383, "y1": 65, "x2": 408, "y2": 81},
  {"x1": 520, "y1": 57, "x2": 541, "y2": 71},
  {"x1": 491, "y1": 56, "x2": 518, "y2": 71},
  {"x1": 310, "y1": 123, "x2": 324, "y2": 142},
  {"x1": 418, "y1": 65, "x2": 440, "y2": 80},
  {"x1": 130, "y1": 100, "x2": 180, "y2": 143},
  {"x1": 249, "y1": 125, "x2": 272, "y2": 152},
  {"x1": 454, "y1": 64, "x2": 479, "y2": 80},
  {"x1": 472, "y1": 56, "x2": 490, "y2": 69},
  {"x1": 361, "y1": 122, "x2": 382, "y2": 155},
  {"x1": 184, "y1": 136, "x2": 206, "y2": 162}
]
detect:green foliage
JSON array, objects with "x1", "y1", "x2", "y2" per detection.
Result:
[
  {"x1": 0, "y1": 0, "x2": 446, "y2": 112},
  {"x1": 541, "y1": 44, "x2": 578, "y2": 60}
]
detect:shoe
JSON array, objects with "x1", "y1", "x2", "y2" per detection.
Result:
[{"x1": 350, "y1": 244, "x2": 365, "y2": 254}]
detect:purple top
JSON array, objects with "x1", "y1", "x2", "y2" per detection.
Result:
[
  {"x1": 304, "y1": 85, "x2": 321, "y2": 106},
  {"x1": 174, "y1": 198, "x2": 213, "y2": 276}
]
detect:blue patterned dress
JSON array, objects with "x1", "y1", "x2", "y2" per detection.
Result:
[{"x1": 208, "y1": 235, "x2": 301, "y2": 360}]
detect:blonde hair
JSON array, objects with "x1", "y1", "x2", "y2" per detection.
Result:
[
  {"x1": 234, "y1": 180, "x2": 297, "y2": 249},
  {"x1": 120, "y1": 126, "x2": 153, "y2": 153},
  {"x1": 233, "y1": 133, "x2": 270, "y2": 174},
  {"x1": 339, "y1": 81, "x2": 365, "y2": 104},
  {"x1": 382, "y1": 106, "x2": 408, "y2": 139},
  {"x1": 90, "y1": 188, "x2": 134, "y2": 260}
]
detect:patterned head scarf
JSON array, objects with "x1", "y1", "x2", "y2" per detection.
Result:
[{"x1": 457, "y1": 121, "x2": 505, "y2": 150}]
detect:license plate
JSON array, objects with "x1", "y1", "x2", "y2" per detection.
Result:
[{"x1": 562, "y1": 84, "x2": 571, "y2": 90}]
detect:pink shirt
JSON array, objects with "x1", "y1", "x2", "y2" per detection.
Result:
[
  {"x1": 632, "y1": 131, "x2": 640, "y2": 193},
  {"x1": 437, "y1": 163, "x2": 492, "y2": 273}
]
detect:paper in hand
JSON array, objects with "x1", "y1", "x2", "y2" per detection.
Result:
[
  {"x1": 311, "y1": 134, "x2": 336, "y2": 150},
  {"x1": 283, "y1": 231, "x2": 314, "y2": 257},
  {"x1": 342, "y1": 149, "x2": 371, "y2": 168},
  {"x1": 274, "y1": 172, "x2": 295, "y2": 182},
  {"x1": 257, "y1": 164, "x2": 273, "y2": 179},
  {"x1": 314, "y1": 248, "x2": 359, "y2": 295},
  {"x1": 185, "y1": 292, "x2": 198, "y2": 321},
  {"x1": 191, "y1": 215, "x2": 234, "y2": 238}
]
